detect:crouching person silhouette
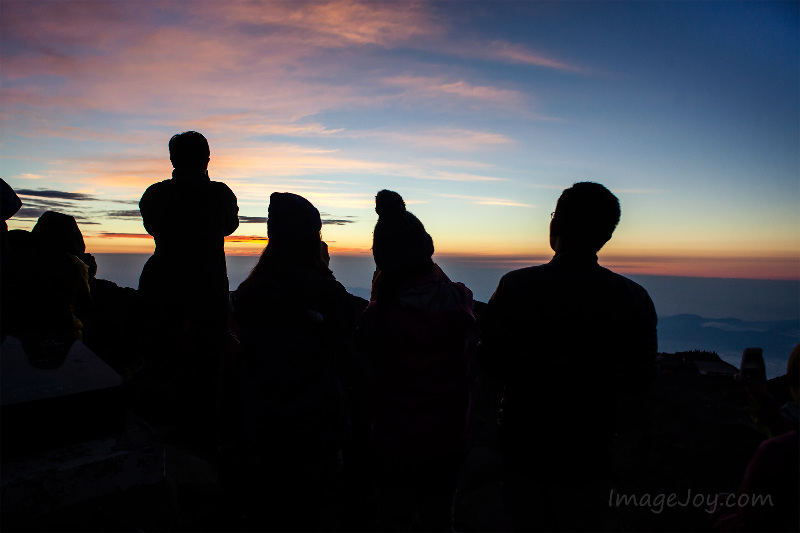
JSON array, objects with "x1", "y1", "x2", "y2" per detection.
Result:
[
  {"x1": 10, "y1": 211, "x2": 92, "y2": 364},
  {"x1": 478, "y1": 182, "x2": 657, "y2": 531},
  {"x1": 136, "y1": 131, "x2": 239, "y2": 454},
  {"x1": 357, "y1": 190, "x2": 475, "y2": 531}
]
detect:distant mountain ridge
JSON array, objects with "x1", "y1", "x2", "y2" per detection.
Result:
[{"x1": 658, "y1": 314, "x2": 799, "y2": 378}]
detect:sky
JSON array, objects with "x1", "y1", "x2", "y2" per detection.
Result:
[{"x1": 1, "y1": 0, "x2": 798, "y2": 280}]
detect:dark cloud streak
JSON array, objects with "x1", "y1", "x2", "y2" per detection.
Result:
[
  {"x1": 13, "y1": 207, "x2": 48, "y2": 220},
  {"x1": 106, "y1": 210, "x2": 142, "y2": 220},
  {"x1": 16, "y1": 189, "x2": 97, "y2": 201},
  {"x1": 11, "y1": 187, "x2": 139, "y2": 225},
  {"x1": 238, "y1": 215, "x2": 267, "y2": 224},
  {"x1": 239, "y1": 215, "x2": 356, "y2": 226},
  {"x1": 320, "y1": 212, "x2": 357, "y2": 226},
  {"x1": 97, "y1": 232, "x2": 152, "y2": 239}
]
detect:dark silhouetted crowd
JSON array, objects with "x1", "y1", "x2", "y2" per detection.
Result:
[{"x1": 1, "y1": 131, "x2": 797, "y2": 532}]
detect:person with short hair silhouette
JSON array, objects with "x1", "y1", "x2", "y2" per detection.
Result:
[
  {"x1": 139, "y1": 131, "x2": 238, "y2": 303},
  {"x1": 478, "y1": 182, "x2": 657, "y2": 531},
  {"x1": 357, "y1": 190, "x2": 475, "y2": 531},
  {"x1": 136, "y1": 131, "x2": 238, "y2": 453}
]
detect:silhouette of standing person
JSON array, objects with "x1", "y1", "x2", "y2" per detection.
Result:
[
  {"x1": 357, "y1": 190, "x2": 474, "y2": 531},
  {"x1": 137, "y1": 131, "x2": 238, "y2": 453},
  {"x1": 229, "y1": 192, "x2": 352, "y2": 531},
  {"x1": 478, "y1": 182, "x2": 657, "y2": 531}
]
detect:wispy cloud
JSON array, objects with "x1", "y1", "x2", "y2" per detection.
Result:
[
  {"x1": 189, "y1": 114, "x2": 347, "y2": 138},
  {"x1": 481, "y1": 41, "x2": 587, "y2": 73},
  {"x1": 218, "y1": 0, "x2": 440, "y2": 47},
  {"x1": 613, "y1": 188, "x2": 665, "y2": 194},
  {"x1": 377, "y1": 128, "x2": 514, "y2": 152},
  {"x1": 299, "y1": 192, "x2": 376, "y2": 210},
  {"x1": 425, "y1": 159, "x2": 496, "y2": 169},
  {"x1": 424, "y1": 171, "x2": 505, "y2": 183},
  {"x1": 0, "y1": 1, "x2": 439, "y2": 122},
  {"x1": 211, "y1": 145, "x2": 410, "y2": 184},
  {"x1": 383, "y1": 75, "x2": 524, "y2": 105},
  {"x1": 43, "y1": 156, "x2": 169, "y2": 191},
  {"x1": 441, "y1": 193, "x2": 535, "y2": 208}
]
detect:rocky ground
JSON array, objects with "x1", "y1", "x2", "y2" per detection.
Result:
[
  {"x1": 7, "y1": 351, "x2": 787, "y2": 533},
  {"x1": 2, "y1": 287, "x2": 791, "y2": 532}
]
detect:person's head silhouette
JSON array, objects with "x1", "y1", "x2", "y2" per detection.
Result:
[
  {"x1": 550, "y1": 182, "x2": 620, "y2": 254},
  {"x1": 372, "y1": 189, "x2": 434, "y2": 275},
  {"x1": 31, "y1": 211, "x2": 85, "y2": 256},
  {"x1": 169, "y1": 131, "x2": 210, "y2": 171},
  {"x1": 266, "y1": 192, "x2": 322, "y2": 244}
]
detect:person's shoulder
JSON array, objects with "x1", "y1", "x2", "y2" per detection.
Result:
[
  {"x1": 143, "y1": 179, "x2": 171, "y2": 191},
  {"x1": 139, "y1": 181, "x2": 173, "y2": 212},
  {"x1": 320, "y1": 272, "x2": 348, "y2": 294},
  {"x1": 603, "y1": 267, "x2": 650, "y2": 296},
  {"x1": 747, "y1": 429, "x2": 799, "y2": 476},
  {"x1": 449, "y1": 279, "x2": 474, "y2": 303},
  {"x1": 430, "y1": 276, "x2": 475, "y2": 314},
  {"x1": 141, "y1": 179, "x2": 173, "y2": 198},
  {"x1": 598, "y1": 266, "x2": 656, "y2": 314},
  {"x1": 500, "y1": 262, "x2": 552, "y2": 287},
  {"x1": 302, "y1": 269, "x2": 346, "y2": 299},
  {"x1": 759, "y1": 428, "x2": 799, "y2": 452},
  {"x1": 432, "y1": 264, "x2": 474, "y2": 300},
  {"x1": 209, "y1": 179, "x2": 235, "y2": 194}
]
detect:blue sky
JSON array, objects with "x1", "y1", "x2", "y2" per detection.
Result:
[{"x1": 1, "y1": 0, "x2": 798, "y2": 279}]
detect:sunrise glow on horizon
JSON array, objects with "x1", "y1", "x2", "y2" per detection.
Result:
[{"x1": 2, "y1": 1, "x2": 798, "y2": 281}]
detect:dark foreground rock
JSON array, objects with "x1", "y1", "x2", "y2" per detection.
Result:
[
  {"x1": 2, "y1": 331, "x2": 789, "y2": 532},
  {"x1": 610, "y1": 353, "x2": 769, "y2": 531}
]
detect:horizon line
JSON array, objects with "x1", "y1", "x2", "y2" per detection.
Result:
[{"x1": 88, "y1": 250, "x2": 800, "y2": 282}]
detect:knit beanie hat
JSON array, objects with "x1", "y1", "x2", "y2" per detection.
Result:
[
  {"x1": 372, "y1": 190, "x2": 434, "y2": 273},
  {"x1": 267, "y1": 192, "x2": 322, "y2": 242}
]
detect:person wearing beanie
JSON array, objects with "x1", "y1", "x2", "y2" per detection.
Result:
[
  {"x1": 228, "y1": 192, "x2": 353, "y2": 531},
  {"x1": 356, "y1": 189, "x2": 475, "y2": 531}
]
